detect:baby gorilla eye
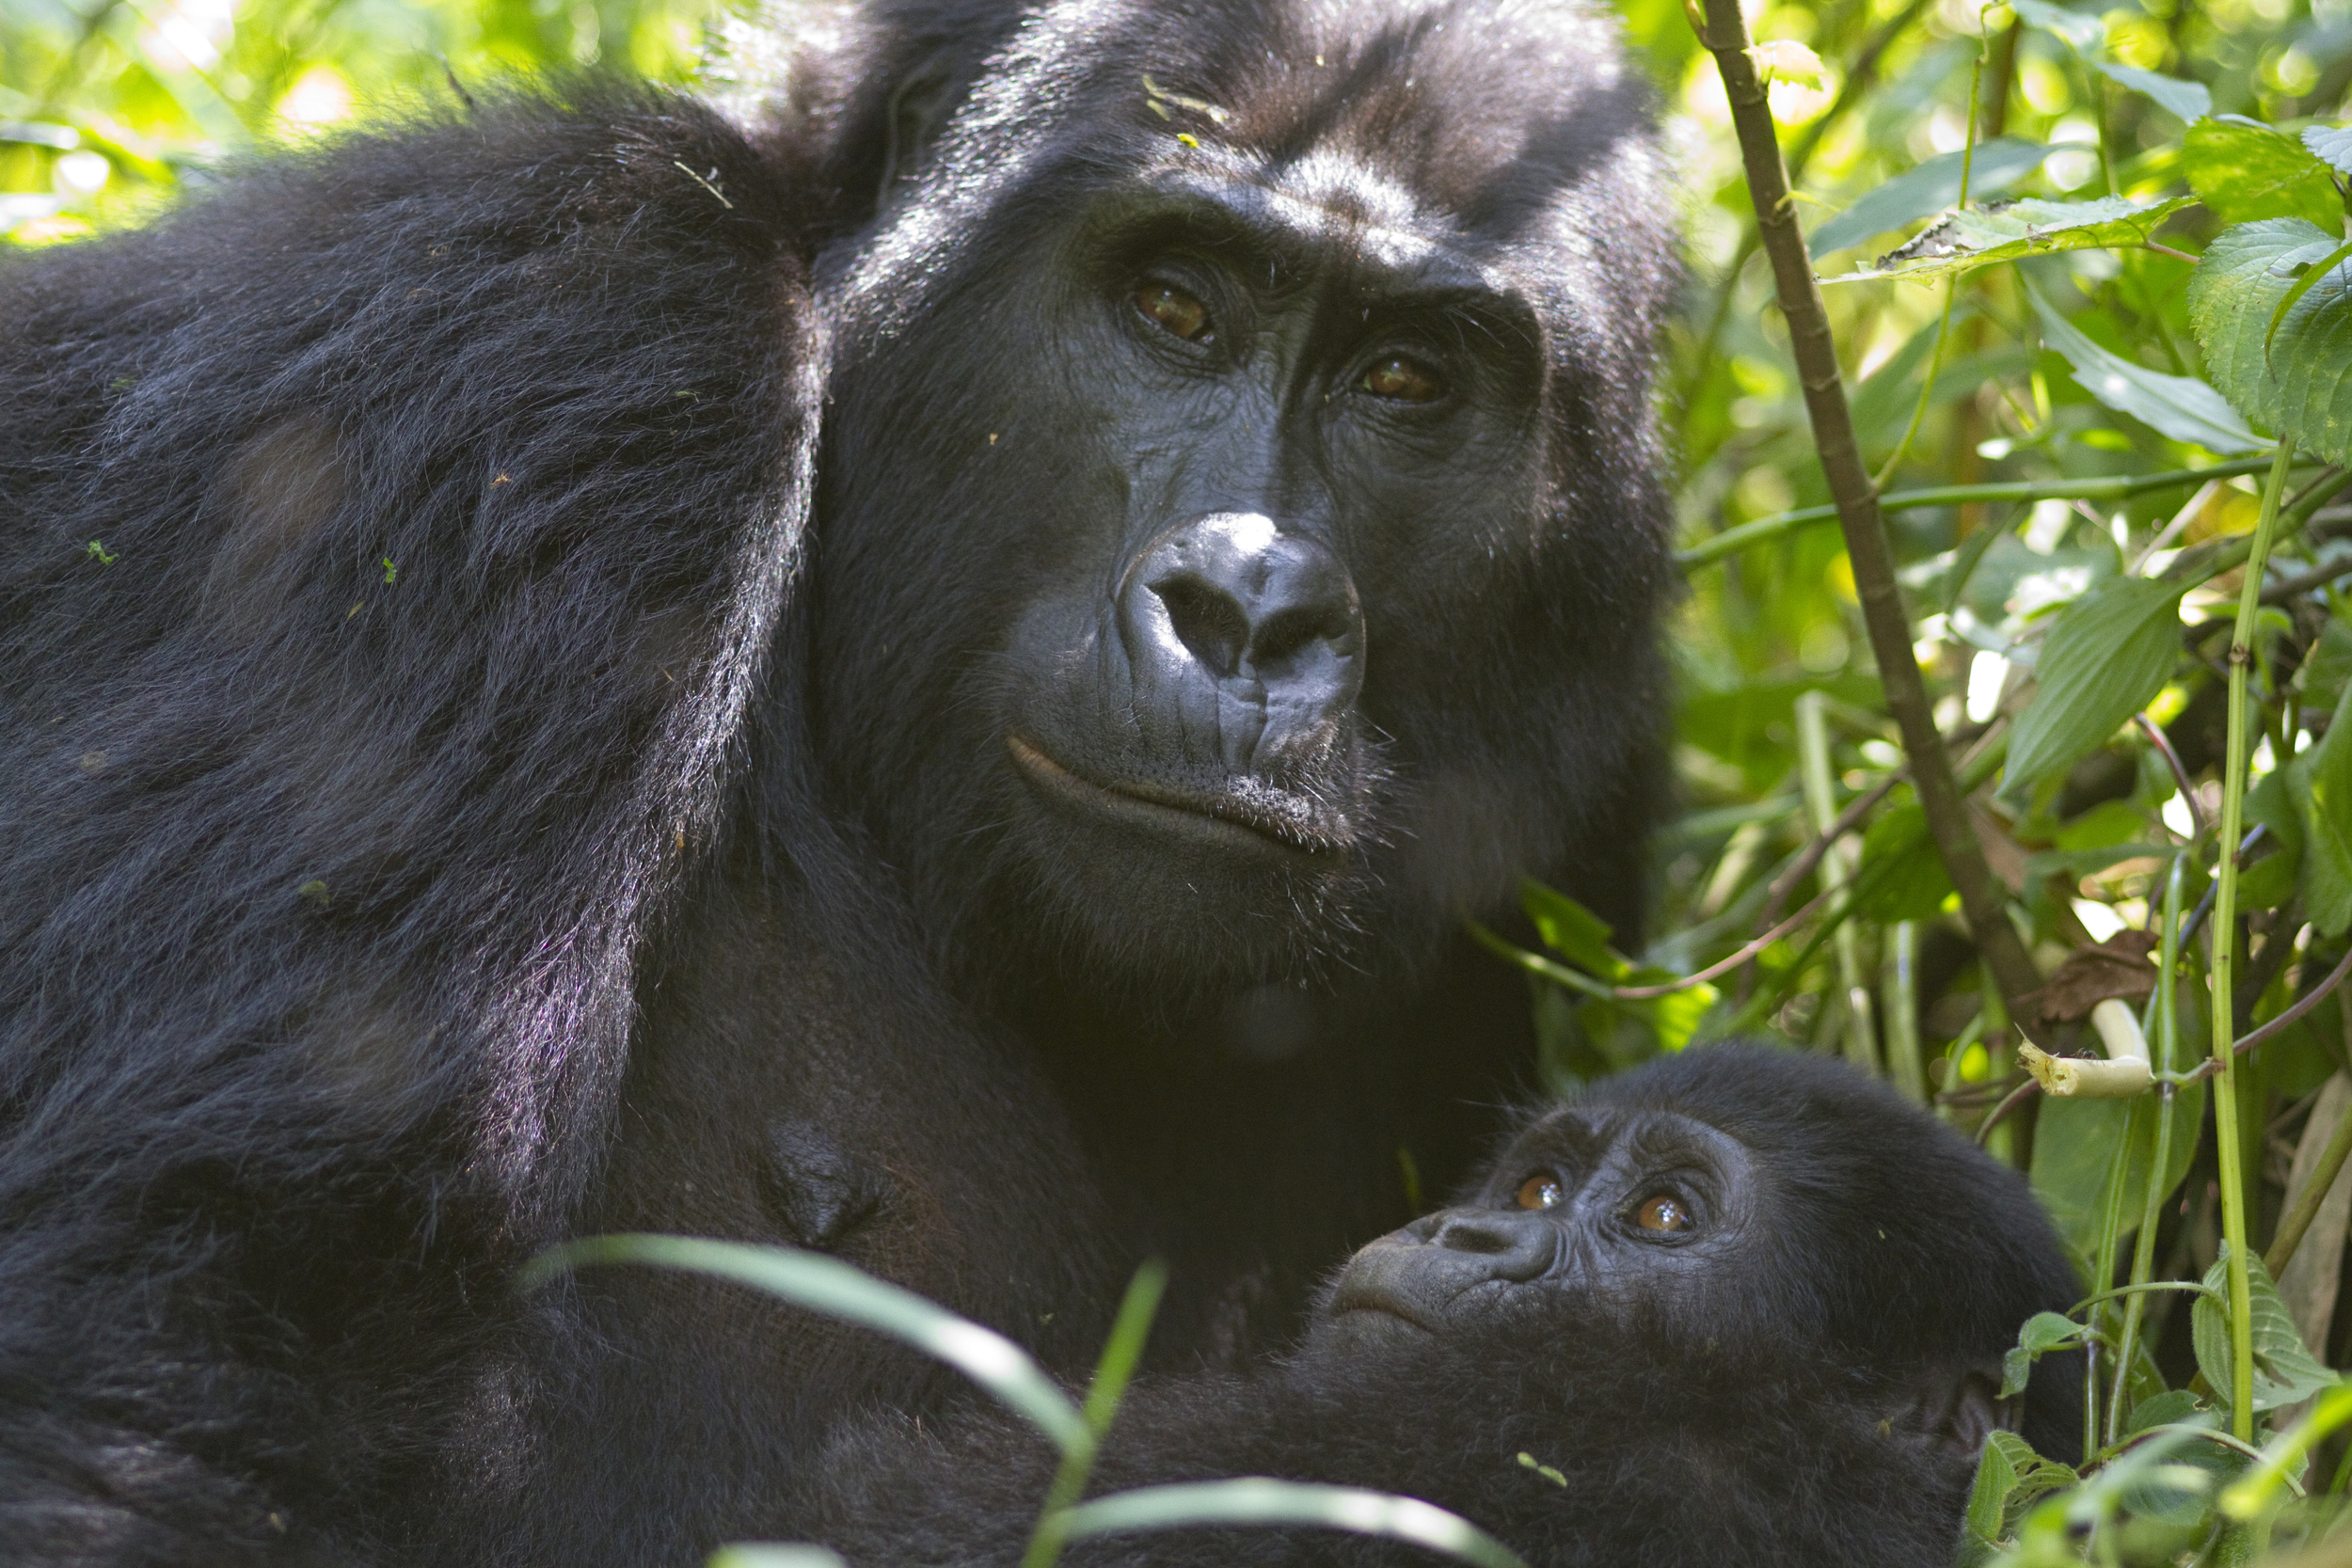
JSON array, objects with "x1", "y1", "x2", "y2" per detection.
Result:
[
  {"x1": 1134, "y1": 282, "x2": 1213, "y2": 342},
  {"x1": 1635, "y1": 1195, "x2": 1692, "y2": 1233},
  {"x1": 1359, "y1": 354, "x2": 1442, "y2": 403},
  {"x1": 1515, "y1": 1173, "x2": 1565, "y2": 1211}
]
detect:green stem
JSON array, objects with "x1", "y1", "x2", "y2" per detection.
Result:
[
  {"x1": 1678, "y1": 456, "x2": 2288, "y2": 568},
  {"x1": 2109, "y1": 853, "x2": 2188, "y2": 1444},
  {"x1": 1795, "y1": 691, "x2": 1877, "y2": 1072},
  {"x1": 2211, "y1": 443, "x2": 2297, "y2": 1444},
  {"x1": 1021, "y1": 1260, "x2": 1169, "y2": 1568}
]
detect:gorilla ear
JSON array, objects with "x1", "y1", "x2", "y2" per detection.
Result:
[
  {"x1": 1891, "y1": 1366, "x2": 2017, "y2": 1463},
  {"x1": 878, "y1": 48, "x2": 961, "y2": 209}
]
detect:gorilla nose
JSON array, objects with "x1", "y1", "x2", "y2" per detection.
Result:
[
  {"x1": 1418, "y1": 1210, "x2": 1559, "y2": 1283},
  {"x1": 1117, "y1": 514, "x2": 1363, "y2": 770}
]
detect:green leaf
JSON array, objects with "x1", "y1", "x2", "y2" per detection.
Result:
[
  {"x1": 2187, "y1": 218, "x2": 2352, "y2": 465},
  {"x1": 2184, "y1": 119, "x2": 2343, "y2": 230},
  {"x1": 2007, "y1": 0, "x2": 2106, "y2": 54},
  {"x1": 2003, "y1": 1311, "x2": 2089, "y2": 1399},
  {"x1": 1057, "y1": 1481, "x2": 1530, "y2": 1568},
  {"x1": 2191, "y1": 1243, "x2": 2339, "y2": 1413},
  {"x1": 1963, "y1": 1428, "x2": 2079, "y2": 1555},
  {"x1": 2300, "y1": 679, "x2": 2352, "y2": 935},
  {"x1": 1520, "y1": 879, "x2": 1627, "y2": 979},
  {"x1": 523, "y1": 1235, "x2": 1089, "y2": 1452},
  {"x1": 1826, "y1": 195, "x2": 2199, "y2": 286},
  {"x1": 2003, "y1": 577, "x2": 2191, "y2": 800},
  {"x1": 2093, "y1": 62, "x2": 2212, "y2": 123},
  {"x1": 2031, "y1": 1080, "x2": 2206, "y2": 1256},
  {"x1": 1855, "y1": 798, "x2": 1956, "y2": 921},
  {"x1": 2303, "y1": 125, "x2": 2352, "y2": 180},
  {"x1": 2026, "y1": 282, "x2": 2262, "y2": 451},
  {"x1": 1807, "y1": 139, "x2": 2057, "y2": 259}
]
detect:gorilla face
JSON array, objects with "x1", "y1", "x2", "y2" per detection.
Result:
[
  {"x1": 812, "y1": 0, "x2": 1674, "y2": 993},
  {"x1": 1319, "y1": 1103, "x2": 1765, "y2": 1351}
]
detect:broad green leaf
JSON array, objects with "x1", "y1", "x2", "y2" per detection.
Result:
[
  {"x1": 2186, "y1": 218, "x2": 2352, "y2": 464},
  {"x1": 1855, "y1": 798, "x2": 1955, "y2": 921},
  {"x1": 1964, "y1": 1430, "x2": 2036, "y2": 1548},
  {"x1": 2007, "y1": 0, "x2": 2106, "y2": 54},
  {"x1": 2304, "y1": 125, "x2": 2352, "y2": 179},
  {"x1": 2026, "y1": 283, "x2": 2262, "y2": 452},
  {"x1": 524, "y1": 1235, "x2": 1089, "y2": 1451},
  {"x1": 2300, "y1": 678, "x2": 2352, "y2": 934},
  {"x1": 2093, "y1": 62, "x2": 2211, "y2": 123},
  {"x1": 2030, "y1": 1079, "x2": 2206, "y2": 1257},
  {"x1": 2301, "y1": 610, "x2": 2352, "y2": 709},
  {"x1": 1826, "y1": 195, "x2": 2198, "y2": 285},
  {"x1": 2002, "y1": 1311, "x2": 2087, "y2": 1399},
  {"x1": 2192, "y1": 1243, "x2": 2339, "y2": 1413},
  {"x1": 1057, "y1": 1481, "x2": 1530, "y2": 1568},
  {"x1": 2184, "y1": 119, "x2": 2343, "y2": 230},
  {"x1": 1520, "y1": 879, "x2": 1628, "y2": 978},
  {"x1": 1807, "y1": 139, "x2": 2057, "y2": 259},
  {"x1": 2003, "y1": 577, "x2": 2190, "y2": 800}
]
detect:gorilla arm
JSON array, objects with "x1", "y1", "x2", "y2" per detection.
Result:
[{"x1": 0, "y1": 89, "x2": 816, "y2": 1557}]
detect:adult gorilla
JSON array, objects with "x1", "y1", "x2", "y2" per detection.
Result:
[{"x1": 0, "y1": 1, "x2": 1675, "y2": 1563}]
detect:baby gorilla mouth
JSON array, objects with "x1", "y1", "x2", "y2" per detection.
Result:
[
  {"x1": 1327, "y1": 1211, "x2": 1562, "y2": 1331},
  {"x1": 1005, "y1": 734, "x2": 1353, "y2": 856}
]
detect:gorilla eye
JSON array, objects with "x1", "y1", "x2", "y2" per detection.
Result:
[
  {"x1": 1359, "y1": 354, "x2": 1442, "y2": 403},
  {"x1": 1635, "y1": 1195, "x2": 1692, "y2": 1234},
  {"x1": 1135, "y1": 283, "x2": 1214, "y2": 342},
  {"x1": 1515, "y1": 1173, "x2": 1565, "y2": 1211}
]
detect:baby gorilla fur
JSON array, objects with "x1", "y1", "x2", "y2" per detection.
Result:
[{"x1": 803, "y1": 1047, "x2": 2083, "y2": 1567}]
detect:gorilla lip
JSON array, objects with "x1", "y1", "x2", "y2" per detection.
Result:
[{"x1": 1004, "y1": 734, "x2": 1346, "y2": 856}]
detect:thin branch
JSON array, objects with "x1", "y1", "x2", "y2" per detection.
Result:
[
  {"x1": 1752, "y1": 771, "x2": 1906, "y2": 940},
  {"x1": 1679, "y1": 456, "x2": 2286, "y2": 568},
  {"x1": 2134, "y1": 713, "x2": 2204, "y2": 840},
  {"x1": 1692, "y1": 0, "x2": 2043, "y2": 1017},
  {"x1": 1611, "y1": 882, "x2": 1844, "y2": 1000}
]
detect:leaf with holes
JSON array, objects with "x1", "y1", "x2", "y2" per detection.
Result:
[
  {"x1": 2187, "y1": 218, "x2": 2352, "y2": 463},
  {"x1": 2001, "y1": 577, "x2": 2190, "y2": 801},
  {"x1": 1824, "y1": 196, "x2": 2197, "y2": 285},
  {"x1": 2026, "y1": 283, "x2": 2261, "y2": 451},
  {"x1": 1808, "y1": 139, "x2": 2056, "y2": 259}
]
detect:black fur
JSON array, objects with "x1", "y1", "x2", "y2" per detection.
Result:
[
  {"x1": 0, "y1": 3, "x2": 1675, "y2": 1562},
  {"x1": 805, "y1": 1048, "x2": 2087, "y2": 1567}
]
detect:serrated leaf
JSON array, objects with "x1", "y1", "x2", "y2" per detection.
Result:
[
  {"x1": 2186, "y1": 218, "x2": 2352, "y2": 464},
  {"x1": 2185, "y1": 119, "x2": 2343, "y2": 230},
  {"x1": 1965, "y1": 1429, "x2": 2035, "y2": 1545},
  {"x1": 1827, "y1": 196, "x2": 2199, "y2": 285},
  {"x1": 2003, "y1": 1311, "x2": 2088, "y2": 1399},
  {"x1": 1808, "y1": 139, "x2": 2057, "y2": 259},
  {"x1": 2008, "y1": 0, "x2": 2106, "y2": 54},
  {"x1": 2003, "y1": 577, "x2": 2190, "y2": 799},
  {"x1": 2304, "y1": 124, "x2": 2352, "y2": 179},
  {"x1": 2093, "y1": 62, "x2": 2211, "y2": 122},
  {"x1": 2191, "y1": 1243, "x2": 2339, "y2": 1412},
  {"x1": 2300, "y1": 679, "x2": 2352, "y2": 935},
  {"x1": 2026, "y1": 282, "x2": 2262, "y2": 451}
]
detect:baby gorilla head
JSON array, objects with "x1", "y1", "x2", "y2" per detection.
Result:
[
  {"x1": 1315, "y1": 1044, "x2": 2082, "y2": 1461},
  {"x1": 806, "y1": 1046, "x2": 2084, "y2": 1568}
]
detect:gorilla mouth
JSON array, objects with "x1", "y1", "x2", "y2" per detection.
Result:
[
  {"x1": 1326, "y1": 1274, "x2": 1443, "y2": 1334},
  {"x1": 1005, "y1": 735, "x2": 1349, "y2": 856}
]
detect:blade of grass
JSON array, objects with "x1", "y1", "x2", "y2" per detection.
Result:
[
  {"x1": 1020, "y1": 1259, "x2": 1169, "y2": 1568},
  {"x1": 1057, "y1": 1480, "x2": 1530, "y2": 1568},
  {"x1": 523, "y1": 1234, "x2": 1089, "y2": 1453}
]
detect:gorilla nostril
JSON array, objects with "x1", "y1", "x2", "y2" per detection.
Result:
[
  {"x1": 1249, "y1": 605, "x2": 1349, "y2": 670},
  {"x1": 1434, "y1": 1214, "x2": 1522, "y2": 1255},
  {"x1": 1151, "y1": 574, "x2": 1250, "y2": 680}
]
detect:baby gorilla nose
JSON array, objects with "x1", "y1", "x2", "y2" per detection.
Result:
[
  {"x1": 1119, "y1": 513, "x2": 1364, "y2": 774},
  {"x1": 1328, "y1": 1207, "x2": 1558, "y2": 1332}
]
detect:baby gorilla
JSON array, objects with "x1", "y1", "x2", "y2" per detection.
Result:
[{"x1": 805, "y1": 1046, "x2": 2082, "y2": 1566}]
